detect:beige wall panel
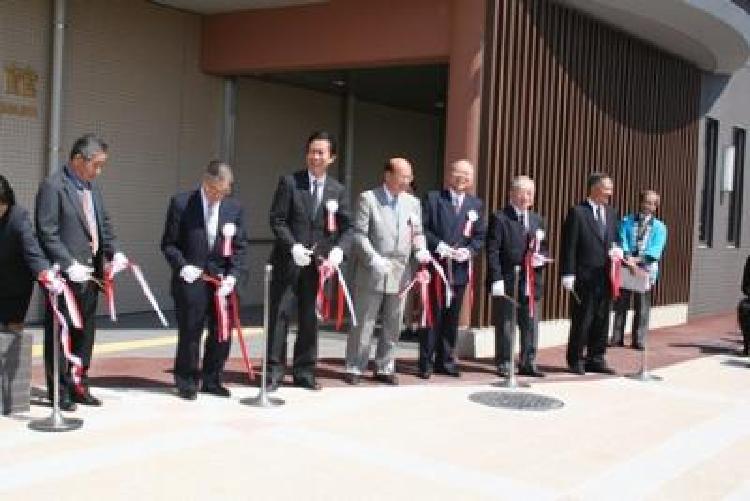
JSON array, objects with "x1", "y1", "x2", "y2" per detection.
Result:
[
  {"x1": 352, "y1": 100, "x2": 440, "y2": 199},
  {"x1": 234, "y1": 77, "x2": 342, "y2": 303},
  {"x1": 60, "y1": 0, "x2": 221, "y2": 316}
]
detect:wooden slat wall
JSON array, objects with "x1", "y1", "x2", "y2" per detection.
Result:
[{"x1": 476, "y1": 0, "x2": 700, "y2": 325}]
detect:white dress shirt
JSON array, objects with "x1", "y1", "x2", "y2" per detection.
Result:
[{"x1": 201, "y1": 187, "x2": 220, "y2": 247}]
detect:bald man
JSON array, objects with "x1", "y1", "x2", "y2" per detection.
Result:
[
  {"x1": 344, "y1": 158, "x2": 431, "y2": 385},
  {"x1": 419, "y1": 160, "x2": 487, "y2": 379}
]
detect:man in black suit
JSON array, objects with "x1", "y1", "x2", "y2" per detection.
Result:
[
  {"x1": 419, "y1": 159, "x2": 486, "y2": 379},
  {"x1": 36, "y1": 134, "x2": 127, "y2": 409},
  {"x1": 161, "y1": 161, "x2": 248, "y2": 400},
  {"x1": 561, "y1": 172, "x2": 621, "y2": 375},
  {"x1": 266, "y1": 131, "x2": 353, "y2": 391},
  {"x1": 486, "y1": 176, "x2": 549, "y2": 378},
  {"x1": 0, "y1": 175, "x2": 61, "y2": 333}
]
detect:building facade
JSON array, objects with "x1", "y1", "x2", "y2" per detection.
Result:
[{"x1": 1, "y1": 0, "x2": 748, "y2": 325}]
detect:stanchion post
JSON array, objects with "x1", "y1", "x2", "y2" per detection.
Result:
[
  {"x1": 627, "y1": 319, "x2": 662, "y2": 382},
  {"x1": 242, "y1": 264, "x2": 284, "y2": 407},
  {"x1": 497, "y1": 266, "x2": 528, "y2": 389},
  {"x1": 28, "y1": 292, "x2": 83, "y2": 432}
]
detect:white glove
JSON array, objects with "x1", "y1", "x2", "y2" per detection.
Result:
[
  {"x1": 452, "y1": 247, "x2": 472, "y2": 263},
  {"x1": 491, "y1": 280, "x2": 505, "y2": 297},
  {"x1": 40, "y1": 270, "x2": 65, "y2": 295},
  {"x1": 179, "y1": 265, "x2": 203, "y2": 284},
  {"x1": 561, "y1": 275, "x2": 575, "y2": 291},
  {"x1": 110, "y1": 252, "x2": 129, "y2": 275},
  {"x1": 328, "y1": 246, "x2": 344, "y2": 267},
  {"x1": 531, "y1": 253, "x2": 546, "y2": 268},
  {"x1": 66, "y1": 262, "x2": 94, "y2": 283},
  {"x1": 292, "y1": 243, "x2": 313, "y2": 267},
  {"x1": 436, "y1": 241, "x2": 453, "y2": 259},
  {"x1": 371, "y1": 254, "x2": 391, "y2": 274},
  {"x1": 415, "y1": 248, "x2": 432, "y2": 264},
  {"x1": 217, "y1": 275, "x2": 236, "y2": 297},
  {"x1": 608, "y1": 246, "x2": 624, "y2": 260}
]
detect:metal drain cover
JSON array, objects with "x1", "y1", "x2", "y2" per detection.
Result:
[{"x1": 468, "y1": 391, "x2": 564, "y2": 411}]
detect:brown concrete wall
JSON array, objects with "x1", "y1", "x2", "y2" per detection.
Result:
[{"x1": 202, "y1": 0, "x2": 452, "y2": 74}]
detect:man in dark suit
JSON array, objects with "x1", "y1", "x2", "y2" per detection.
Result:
[
  {"x1": 161, "y1": 161, "x2": 248, "y2": 400},
  {"x1": 36, "y1": 134, "x2": 127, "y2": 410},
  {"x1": 560, "y1": 172, "x2": 621, "y2": 375},
  {"x1": 266, "y1": 131, "x2": 353, "y2": 391},
  {"x1": 419, "y1": 159, "x2": 486, "y2": 379},
  {"x1": 0, "y1": 175, "x2": 60, "y2": 333},
  {"x1": 486, "y1": 176, "x2": 549, "y2": 378}
]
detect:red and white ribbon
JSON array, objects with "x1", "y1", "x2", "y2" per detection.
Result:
[
  {"x1": 463, "y1": 209, "x2": 478, "y2": 238},
  {"x1": 39, "y1": 270, "x2": 85, "y2": 390},
  {"x1": 399, "y1": 266, "x2": 433, "y2": 328},
  {"x1": 221, "y1": 222, "x2": 236, "y2": 258},
  {"x1": 433, "y1": 257, "x2": 453, "y2": 308},
  {"x1": 610, "y1": 257, "x2": 622, "y2": 300},
  {"x1": 202, "y1": 274, "x2": 256, "y2": 382},
  {"x1": 105, "y1": 260, "x2": 169, "y2": 327},
  {"x1": 316, "y1": 259, "x2": 357, "y2": 329},
  {"x1": 325, "y1": 199, "x2": 338, "y2": 233}
]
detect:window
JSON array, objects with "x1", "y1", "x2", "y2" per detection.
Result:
[
  {"x1": 699, "y1": 118, "x2": 719, "y2": 246},
  {"x1": 728, "y1": 127, "x2": 746, "y2": 246}
]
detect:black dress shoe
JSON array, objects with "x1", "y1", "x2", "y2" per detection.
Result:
[
  {"x1": 518, "y1": 366, "x2": 546, "y2": 378},
  {"x1": 177, "y1": 388, "x2": 198, "y2": 400},
  {"x1": 497, "y1": 365, "x2": 511, "y2": 378},
  {"x1": 294, "y1": 378, "x2": 322, "y2": 391},
  {"x1": 201, "y1": 384, "x2": 231, "y2": 397},
  {"x1": 632, "y1": 343, "x2": 644, "y2": 350},
  {"x1": 568, "y1": 362, "x2": 585, "y2": 375},
  {"x1": 344, "y1": 373, "x2": 361, "y2": 385},
  {"x1": 57, "y1": 395, "x2": 77, "y2": 412},
  {"x1": 417, "y1": 369, "x2": 432, "y2": 380},
  {"x1": 375, "y1": 373, "x2": 399, "y2": 385},
  {"x1": 609, "y1": 340, "x2": 624, "y2": 347},
  {"x1": 265, "y1": 379, "x2": 280, "y2": 393},
  {"x1": 72, "y1": 390, "x2": 102, "y2": 406},
  {"x1": 436, "y1": 366, "x2": 460, "y2": 377},
  {"x1": 585, "y1": 363, "x2": 616, "y2": 375}
]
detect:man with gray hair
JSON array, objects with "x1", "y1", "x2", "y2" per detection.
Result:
[
  {"x1": 486, "y1": 176, "x2": 549, "y2": 378},
  {"x1": 36, "y1": 133, "x2": 128, "y2": 410},
  {"x1": 162, "y1": 160, "x2": 248, "y2": 400}
]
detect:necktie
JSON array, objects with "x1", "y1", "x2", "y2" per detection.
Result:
[
  {"x1": 207, "y1": 203, "x2": 218, "y2": 247},
  {"x1": 80, "y1": 190, "x2": 99, "y2": 254},
  {"x1": 596, "y1": 205, "x2": 606, "y2": 239},
  {"x1": 312, "y1": 180, "x2": 321, "y2": 214}
]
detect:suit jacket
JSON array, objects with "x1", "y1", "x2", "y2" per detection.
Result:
[
  {"x1": 35, "y1": 166, "x2": 118, "y2": 277},
  {"x1": 268, "y1": 170, "x2": 353, "y2": 282},
  {"x1": 743, "y1": 255, "x2": 750, "y2": 297},
  {"x1": 353, "y1": 186, "x2": 424, "y2": 294},
  {"x1": 0, "y1": 205, "x2": 49, "y2": 299},
  {"x1": 561, "y1": 201, "x2": 619, "y2": 285},
  {"x1": 161, "y1": 189, "x2": 248, "y2": 290},
  {"x1": 485, "y1": 206, "x2": 548, "y2": 300},
  {"x1": 422, "y1": 189, "x2": 487, "y2": 286},
  {"x1": 618, "y1": 213, "x2": 667, "y2": 281}
]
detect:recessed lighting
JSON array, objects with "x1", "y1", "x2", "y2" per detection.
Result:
[
  {"x1": 434, "y1": 101, "x2": 445, "y2": 109},
  {"x1": 332, "y1": 79, "x2": 347, "y2": 88}
]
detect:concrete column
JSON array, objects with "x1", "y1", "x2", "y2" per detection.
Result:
[
  {"x1": 221, "y1": 77, "x2": 238, "y2": 165},
  {"x1": 444, "y1": 0, "x2": 485, "y2": 179},
  {"x1": 444, "y1": 0, "x2": 485, "y2": 327}
]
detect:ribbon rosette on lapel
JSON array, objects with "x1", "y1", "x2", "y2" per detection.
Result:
[
  {"x1": 221, "y1": 222, "x2": 236, "y2": 257},
  {"x1": 463, "y1": 209, "x2": 478, "y2": 237},
  {"x1": 325, "y1": 199, "x2": 338, "y2": 233}
]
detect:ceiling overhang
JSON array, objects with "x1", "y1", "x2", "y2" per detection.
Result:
[
  {"x1": 150, "y1": 0, "x2": 328, "y2": 15},
  {"x1": 556, "y1": 0, "x2": 750, "y2": 73}
]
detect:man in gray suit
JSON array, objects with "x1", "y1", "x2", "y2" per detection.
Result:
[
  {"x1": 345, "y1": 158, "x2": 431, "y2": 385},
  {"x1": 36, "y1": 134, "x2": 127, "y2": 410}
]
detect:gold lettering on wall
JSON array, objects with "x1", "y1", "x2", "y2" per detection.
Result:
[{"x1": 1, "y1": 63, "x2": 39, "y2": 118}]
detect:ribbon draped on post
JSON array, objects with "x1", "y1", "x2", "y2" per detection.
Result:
[
  {"x1": 104, "y1": 261, "x2": 169, "y2": 327},
  {"x1": 39, "y1": 270, "x2": 85, "y2": 391},
  {"x1": 202, "y1": 274, "x2": 256, "y2": 382},
  {"x1": 610, "y1": 257, "x2": 622, "y2": 300},
  {"x1": 315, "y1": 259, "x2": 357, "y2": 330},
  {"x1": 399, "y1": 266, "x2": 433, "y2": 328}
]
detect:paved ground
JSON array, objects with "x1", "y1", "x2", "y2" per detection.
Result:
[{"x1": 2, "y1": 311, "x2": 748, "y2": 500}]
